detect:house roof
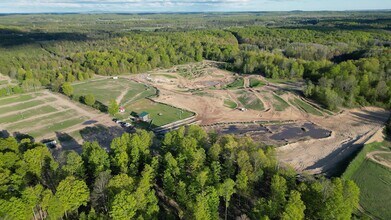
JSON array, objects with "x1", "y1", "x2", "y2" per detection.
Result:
[{"x1": 139, "y1": 111, "x2": 149, "y2": 117}]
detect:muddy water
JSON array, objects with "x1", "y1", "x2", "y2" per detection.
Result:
[
  {"x1": 269, "y1": 122, "x2": 331, "y2": 141},
  {"x1": 209, "y1": 122, "x2": 331, "y2": 144},
  {"x1": 220, "y1": 124, "x2": 269, "y2": 135}
]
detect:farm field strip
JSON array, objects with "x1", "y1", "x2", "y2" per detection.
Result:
[
  {"x1": 0, "y1": 100, "x2": 45, "y2": 115},
  {"x1": 271, "y1": 94, "x2": 290, "y2": 111},
  {"x1": 289, "y1": 97, "x2": 323, "y2": 116},
  {"x1": 29, "y1": 117, "x2": 89, "y2": 137},
  {"x1": 237, "y1": 91, "x2": 265, "y2": 111},
  {"x1": 351, "y1": 158, "x2": 391, "y2": 220},
  {"x1": 0, "y1": 94, "x2": 35, "y2": 106},
  {"x1": 0, "y1": 105, "x2": 58, "y2": 124},
  {"x1": 5, "y1": 109, "x2": 77, "y2": 131},
  {"x1": 0, "y1": 90, "x2": 117, "y2": 140}
]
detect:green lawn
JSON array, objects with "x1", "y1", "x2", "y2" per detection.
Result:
[
  {"x1": 29, "y1": 117, "x2": 88, "y2": 137},
  {"x1": 0, "y1": 105, "x2": 58, "y2": 124},
  {"x1": 272, "y1": 94, "x2": 289, "y2": 111},
  {"x1": 249, "y1": 78, "x2": 266, "y2": 88},
  {"x1": 120, "y1": 85, "x2": 156, "y2": 105},
  {"x1": 0, "y1": 94, "x2": 34, "y2": 106},
  {"x1": 119, "y1": 99, "x2": 194, "y2": 128},
  {"x1": 73, "y1": 78, "x2": 156, "y2": 107},
  {"x1": 224, "y1": 99, "x2": 237, "y2": 109},
  {"x1": 237, "y1": 92, "x2": 264, "y2": 111},
  {"x1": 0, "y1": 100, "x2": 44, "y2": 115},
  {"x1": 290, "y1": 98, "x2": 323, "y2": 116},
  {"x1": 343, "y1": 142, "x2": 391, "y2": 220},
  {"x1": 6, "y1": 109, "x2": 77, "y2": 131},
  {"x1": 73, "y1": 78, "x2": 132, "y2": 105},
  {"x1": 224, "y1": 77, "x2": 244, "y2": 89},
  {"x1": 154, "y1": 74, "x2": 177, "y2": 79},
  {"x1": 352, "y1": 159, "x2": 391, "y2": 220}
]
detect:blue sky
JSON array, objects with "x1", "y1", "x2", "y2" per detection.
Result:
[{"x1": 0, "y1": 0, "x2": 390, "y2": 13}]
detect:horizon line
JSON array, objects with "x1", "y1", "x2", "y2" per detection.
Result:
[{"x1": 0, "y1": 9, "x2": 390, "y2": 15}]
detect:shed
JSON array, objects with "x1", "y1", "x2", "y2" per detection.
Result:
[
  {"x1": 119, "y1": 106, "x2": 125, "y2": 113},
  {"x1": 138, "y1": 111, "x2": 149, "y2": 122}
]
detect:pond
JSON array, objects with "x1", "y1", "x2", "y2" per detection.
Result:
[
  {"x1": 268, "y1": 122, "x2": 331, "y2": 141},
  {"x1": 219, "y1": 124, "x2": 269, "y2": 135}
]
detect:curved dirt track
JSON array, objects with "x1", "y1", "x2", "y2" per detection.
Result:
[{"x1": 367, "y1": 151, "x2": 391, "y2": 169}]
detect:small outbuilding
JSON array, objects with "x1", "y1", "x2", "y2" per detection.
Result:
[
  {"x1": 119, "y1": 106, "x2": 125, "y2": 113},
  {"x1": 138, "y1": 111, "x2": 149, "y2": 122}
]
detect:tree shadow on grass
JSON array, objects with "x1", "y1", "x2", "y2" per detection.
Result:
[
  {"x1": 13, "y1": 131, "x2": 35, "y2": 142},
  {"x1": 80, "y1": 124, "x2": 125, "y2": 151},
  {"x1": 0, "y1": 130, "x2": 10, "y2": 138},
  {"x1": 55, "y1": 131, "x2": 82, "y2": 154}
]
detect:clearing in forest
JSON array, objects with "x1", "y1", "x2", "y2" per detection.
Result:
[{"x1": 73, "y1": 76, "x2": 194, "y2": 128}]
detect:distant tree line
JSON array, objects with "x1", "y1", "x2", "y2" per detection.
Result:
[{"x1": 0, "y1": 24, "x2": 390, "y2": 110}]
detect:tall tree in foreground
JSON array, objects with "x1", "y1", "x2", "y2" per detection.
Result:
[
  {"x1": 220, "y1": 178, "x2": 236, "y2": 220},
  {"x1": 282, "y1": 190, "x2": 306, "y2": 220},
  {"x1": 53, "y1": 176, "x2": 89, "y2": 218}
]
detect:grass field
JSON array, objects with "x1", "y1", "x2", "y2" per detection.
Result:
[
  {"x1": 0, "y1": 91, "x2": 93, "y2": 139},
  {"x1": 224, "y1": 99, "x2": 237, "y2": 109},
  {"x1": 249, "y1": 78, "x2": 266, "y2": 88},
  {"x1": 352, "y1": 159, "x2": 391, "y2": 219},
  {"x1": 73, "y1": 77, "x2": 196, "y2": 129},
  {"x1": 0, "y1": 94, "x2": 35, "y2": 106},
  {"x1": 73, "y1": 78, "x2": 137, "y2": 105},
  {"x1": 237, "y1": 91, "x2": 264, "y2": 111},
  {"x1": 343, "y1": 142, "x2": 391, "y2": 220},
  {"x1": 224, "y1": 77, "x2": 244, "y2": 89},
  {"x1": 0, "y1": 100, "x2": 45, "y2": 115},
  {"x1": 120, "y1": 84, "x2": 156, "y2": 105},
  {"x1": 154, "y1": 74, "x2": 177, "y2": 79},
  {"x1": 290, "y1": 98, "x2": 323, "y2": 116},
  {"x1": 29, "y1": 117, "x2": 88, "y2": 137},
  {"x1": 73, "y1": 77, "x2": 157, "y2": 106},
  {"x1": 0, "y1": 105, "x2": 58, "y2": 124},
  {"x1": 272, "y1": 94, "x2": 290, "y2": 111},
  {"x1": 119, "y1": 99, "x2": 194, "y2": 128}
]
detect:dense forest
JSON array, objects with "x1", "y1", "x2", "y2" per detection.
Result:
[
  {"x1": 0, "y1": 125, "x2": 360, "y2": 219},
  {"x1": 0, "y1": 12, "x2": 390, "y2": 110}
]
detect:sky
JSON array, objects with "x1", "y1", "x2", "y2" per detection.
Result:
[{"x1": 0, "y1": 0, "x2": 390, "y2": 13}]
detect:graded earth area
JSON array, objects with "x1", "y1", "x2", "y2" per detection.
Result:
[{"x1": 129, "y1": 61, "x2": 390, "y2": 175}]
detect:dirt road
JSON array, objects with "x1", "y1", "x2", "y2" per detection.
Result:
[
  {"x1": 278, "y1": 107, "x2": 390, "y2": 174},
  {"x1": 367, "y1": 151, "x2": 391, "y2": 169}
]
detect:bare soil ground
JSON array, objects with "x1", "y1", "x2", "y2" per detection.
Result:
[
  {"x1": 129, "y1": 61, "x2": 308, "y2": 125},
  {"x1": 278, "y1": 107, "x2": 390, "y2": 174},
  {"x1": 127, "y1": 61, "x2": 391, "y2": 175}
]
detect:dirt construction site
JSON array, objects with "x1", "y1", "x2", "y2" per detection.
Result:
[{"x1": 129, "y1": 61, "x2": 390, "y2": 175}]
